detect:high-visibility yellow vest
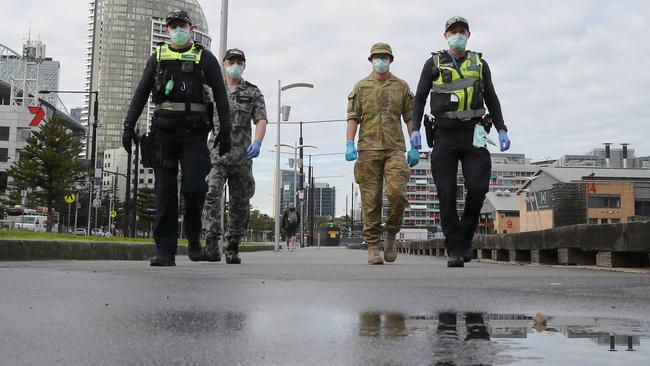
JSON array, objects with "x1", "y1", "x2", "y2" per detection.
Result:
[
  {"x1": 156, "y1": 43, "x2": 203, "y2": 63},
  {"x1": 431, "y1": 51, "x2": 485, "y2": 120},
  {"x1": 153, "y1": 43, "x2": 207, "y2": 107}
]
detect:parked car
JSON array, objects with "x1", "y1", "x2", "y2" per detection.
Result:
[
  {"x1": 73, "y1": 228, "x2": 87, "y2": 236},
  {"x1": 91, "y1": 228, "x2": 104, "y2": 236}
]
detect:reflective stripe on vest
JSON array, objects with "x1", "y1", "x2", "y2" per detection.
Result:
[
  {"x1": 156, "y1": 44, "x2": 203, "y2": 64},
  {"x1": 431, "y1": 51, "x2": 485, "y2": 120}
]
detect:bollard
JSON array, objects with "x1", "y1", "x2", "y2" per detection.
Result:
[{"x1": 608, "y1": 334, "x2": 617, "y2": 351}]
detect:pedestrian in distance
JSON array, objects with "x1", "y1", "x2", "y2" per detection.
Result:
[
  {"x1": 201, "y1": 48, "x2": 268, "y2": 264},
  {"x1": 282, "y1": 202, "x2": 301, "y2": 251},
  {"x1": 346, "y1": 43, "x2": 419, "y2": 265},
  {"x1": 122, "y1": 9, "x2": 232, "y2": 266},
  {"x1": 412, "y1": 16, "x2": 511, "y2": 268}
]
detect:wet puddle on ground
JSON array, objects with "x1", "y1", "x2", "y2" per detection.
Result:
[
  {"x1": 129, "y1": 310, "x2": 650, "y2": 365},
  {"x1": 351, "y1": 312, "x2": 650, "y2": 365}
]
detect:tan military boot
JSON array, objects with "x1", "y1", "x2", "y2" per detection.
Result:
[
  {"x1": 384, "y1": 232, "x2": 397, "y2": 263},
  {"x1": 367, "y1": 244, "x2": 384, "y2": 265}
]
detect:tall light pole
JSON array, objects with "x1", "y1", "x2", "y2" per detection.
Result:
[
  {"x1": 40, "y1": 89, "x2": 98, "y2": 236},
  {"x1": 274, "y1": 81, "x2": 313, "y2": 252},
  {"x1": 219, "y1": 0, "x2": 228, "y2": 62},
  {"x1": 103, "y1": 168, "x2": 127, "y2": 233}
]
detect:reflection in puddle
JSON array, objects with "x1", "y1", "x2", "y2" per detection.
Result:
[
  {"x1": 121, "y1": 309, "x2": 649, "y2": 365},
  {"x1": 357, "y1": 311, "x2": 649, "y2": 365}
]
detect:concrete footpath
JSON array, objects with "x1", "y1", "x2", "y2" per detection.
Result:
[
  {"x1": 0, "y1": 239, "x2": 275, "y2": 261},
  {"x1": 1, "y1": 247, "x2": 649, "y2": 366}
]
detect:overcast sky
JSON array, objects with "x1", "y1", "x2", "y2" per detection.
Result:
[{"x1": 2, "y1": 0, "x2": 650, "y2": 216}]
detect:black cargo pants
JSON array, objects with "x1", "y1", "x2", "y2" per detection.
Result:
[
  {"x1": 430, "y1": 124, "x2": 491, "y2": 257},
  {"x1": 151, "y1": 115, "x2": 211, "y2": 255}
]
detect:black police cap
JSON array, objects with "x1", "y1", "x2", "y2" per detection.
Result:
[
  {"x1": 224, "y1": 48, "x2": 246, "y2": 61},
  {"x1": 166, "y1": 10, "x2": 192, "y2": 26}
]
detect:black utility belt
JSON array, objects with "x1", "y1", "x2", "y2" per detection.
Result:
[
  {"x1": 154, "y1": 102, "x2": 208, "y2": 112},
  {"x1": 152, "y1": 113, "x2": 209, "y2": 131}
]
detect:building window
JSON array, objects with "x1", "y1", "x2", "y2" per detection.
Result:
[
  {"x1": 0, "y1": 127, "x2": 10, "y2": 141},
  {"x1": 588, "y1": 218, "x2": 598, "y2": 224},
  {"x1": 0, "y1": 148, "x2": 8, "y2": 162},
  {"x1": 588, "y1": 195, "x2": 621, "y2": 209},
  {"x1": 600, "y1": 218, "x2": 608, "y2": 224}
]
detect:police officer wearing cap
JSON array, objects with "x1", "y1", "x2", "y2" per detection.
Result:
[
  {"x1": 201, "y1": 48, "x2": 268, "y2": 264},
  {"x1": 122, "y1": 9, "x2": 231, "y2": 266},
  {"x1": 412, "y1": 16, "x2": 511, "y2": 268}
]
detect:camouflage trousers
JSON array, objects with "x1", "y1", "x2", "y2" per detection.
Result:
[
  {"x1": 202, "y1": 161, "x2": 256, "y2": 242},
  {"x1": 353, "y1": 150, "x2": 411, "y2": 246}
]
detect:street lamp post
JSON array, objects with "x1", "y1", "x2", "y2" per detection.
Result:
[
  {"x1": 274, "y1": 81, "x2": 313, "y2": 252},
  {"x1": 103, "y1": 169, "x2": 127, "y2": 234},
  {"x1": 40, "y1": 90, "x2": 99, "y2": 236}
]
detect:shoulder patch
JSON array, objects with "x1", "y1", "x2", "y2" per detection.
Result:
[
  {"x1": 348, "y1": 90, "x2": 357, "y2": 99},
  {"x1": 244, "y1": 80, "x2": 258, "y2": 88}
]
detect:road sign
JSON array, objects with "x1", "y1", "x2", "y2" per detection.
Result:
[
  {"x1": 92, "y1": 198, "x2": 102, "y2": 208},
  {"x1": 64, "y1": 193, "x2": 76, "y2": 204},
  {"x1": 111, "y1": 211, "x2": 117, "y2": 218}
]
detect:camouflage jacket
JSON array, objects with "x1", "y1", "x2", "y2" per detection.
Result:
[
  {"x1": 347, "y1": 72, "x2": 414, "y2": 151},
  {"x1": 210, "y1": 78, "x2": 267, "y2": 164}
]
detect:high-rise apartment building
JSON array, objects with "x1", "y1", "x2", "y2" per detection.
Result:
[
  {"x1": 394, "y1": 152, "x2": 536, "y2": 234},
  {"x1": 314, "y1": 182, "x2": 336, "y2": 219}
]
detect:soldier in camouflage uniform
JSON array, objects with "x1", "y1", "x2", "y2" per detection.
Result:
[
  {"x1": 346, "y1": 43, "x2": 421, "y2": 265},
  {"x1": 201, "y1": 48, "x2": 268, "y2": 264}
]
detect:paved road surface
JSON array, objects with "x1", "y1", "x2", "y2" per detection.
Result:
[{"x1": 1, "y1": 247, "x2": 649, "y2": 365}]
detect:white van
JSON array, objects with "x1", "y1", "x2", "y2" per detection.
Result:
[{"x1": 14, "y1": 215, "x2": 48, "y2": 232}]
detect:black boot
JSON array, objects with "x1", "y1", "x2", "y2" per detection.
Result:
[
  {"x1": 225, "y1": 240, "x2": 241, "y2": 264},
  {"x1": 150, "y1": 252, "x2": 176, "y2": 266},
  {"x1": 203, "y1": 236, "x2": 221, "y2": 262},
  {"x1": 463, "y1": 247, "x2": 473, "y2": 263},
  {"x1": 187, "y1": 240, "x2": 204, "y2": 262},
  {"x1": 447, "y1": 256, "x2": 464, "y2": 268}
]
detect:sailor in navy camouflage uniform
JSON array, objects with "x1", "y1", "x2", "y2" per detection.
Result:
[{"x1": 202, "y1": 48, "x2": 268, "y2": 264}]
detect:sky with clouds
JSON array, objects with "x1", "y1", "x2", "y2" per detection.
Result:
[{"x1": 2, "y1": 0, "x2": 650, "y2": 216}]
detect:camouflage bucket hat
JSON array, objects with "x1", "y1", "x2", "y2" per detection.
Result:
[{"x1": 368, "y1": 42, "x2": 394, "y2": 61}]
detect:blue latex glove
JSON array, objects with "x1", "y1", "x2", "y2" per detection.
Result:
[
  {"x1": 407, "y1": 148, "x2": 420, "y2": 167},
  {"x1": 345, "y1": 140, "x2": 357, "y2": 161},
  {"x1": 410, "y1": 130, "x2": 422, "y2": 150},
  {"x1": 246, "y1": 140, "x2": 262, "y2": 159},
  {"x1": 498, "y1": 130, "x2": 511, "y2": 152}
]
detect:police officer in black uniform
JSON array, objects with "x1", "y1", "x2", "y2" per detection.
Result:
[
  {"x1": 122, "y1": 9, "x2": 231, "y2": 266},
  {"x1": 413, "y1": 16, "x2": 511, "y2": 268}
]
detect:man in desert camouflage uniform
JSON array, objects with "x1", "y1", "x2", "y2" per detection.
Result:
[
  {"x1": 345, "y1": 43, "x2": 421, "y2": 265},
  {"x1": 202, "y1": 48, "x2": 268, "y2": 264}
]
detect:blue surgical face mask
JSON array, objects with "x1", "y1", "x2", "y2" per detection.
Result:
[
  {"x1": 372, "y1": 58, "x2": 390, "y2": 73},
  {"x1": 170, "y1": 27, "x2": 191, "y2": 46},
  {"x1": 225, "y1": 63, "x2": 244, "y2": 79},
  {"x1": 447, "y1": 33, "x2": 468, "y2": 51}
]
